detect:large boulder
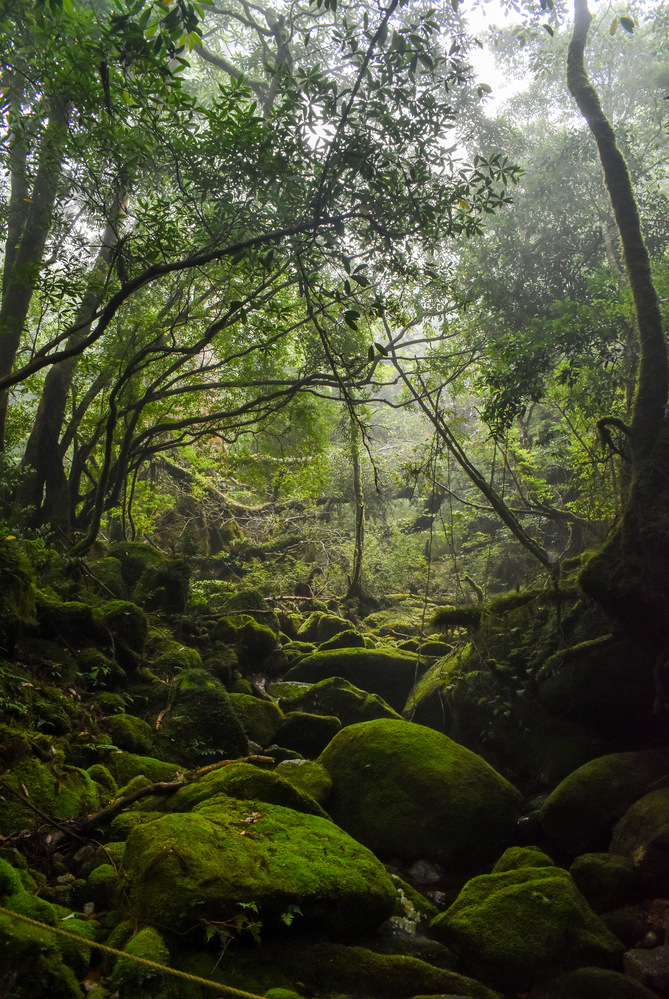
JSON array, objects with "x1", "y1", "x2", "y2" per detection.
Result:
[
  {"x1": 530, "y1": 967, "x2": 659, "y2": 999},
  {"x1": 318, "y1": 718, "x2": 522, "y2": 867},
  {"x1": 119, "y1": 796, "x2": 397, "y2": 935},
  {"x1": 279, "y1": 676, "x2": 401, "y2": 726},
  {"x1": 285, "y1": 649, "x2": 422, "y2": 712},
  {"x1": 170, "y1": 761, "x2": 328, "y2": 817},
  {"x1": 431, "y1": 865, "x2": 624, "y2": 992},
  {"x1": 610, "y1": 786, "x2": 669, "y2": 893},
  {"x1": 153, "y1": 668, "x2": 249, "y2": 766},
  {"x1": 540, "y1": 749, "x2": 669, "y2": 855}
]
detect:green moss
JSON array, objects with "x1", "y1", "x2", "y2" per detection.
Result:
[
  {"x1": 108, "y1": 542, "x2": 164, "y2": 591},
  {"x1": 103, "y1": 751, "x2": 180, "y2": 787},
  {"x1": 100, "y1": 600, "x2": 149, "y2": 653},
  {"x1": 318, "y1": 719, "x2": 522, "y2": 867},
  {"x1": 120, "y1": 797, "x2": 397, "y2": 935},
  {"x1": 569, "y1": 853, "x2": 638, "y2": 913},
  {"x1": 229, "y1": 693, "x2": 284, "y2": 746},
  {"x1": 134, "y1": 558, "x2": 190, "y2": 614},
  {"x1": 285, "y1": 648, "x2": 421, "y2": 712},
  {"x1": 280, "y1": 676, "x2": 402, "y2": 727},
  {"x1": 87, "y1": 862, "x2": 118, "y2": 911},
  {"x1": 318, "y1": 628, "x2": 366, "y2": 650},
  {"x1": 540, "y1": 749, "x2": 669, "y2": 855},
  {"x1": 610, "y1": 786, "x2": 669, "y2": 893},
  {"x1": 78, "y1": 647, "x2": 125, "y2": 690},
  {"x1": 492, "y1": 846, "x2": 555, "y2": 873},
  {"x1": 86, "y1": 556, "x2": 128, "y2": 598},
  {"x1": 86, "y1": 764, "x2": 118, "y2": 797},
  {"x1": 0, "y1": 757, "x2": 101, "y2": 835},
  {"x1": 431, "y1": 605, "x2": 482, "y2": 631},
  {"x1": 276, "y1": 711, "x2": 342, "y2": 757},
  {"x1": 274, "y1": 759, "x2": 332, "y2": 804},
  {"x1": 172, "y1": 761, "x2": 328, "y2": 816},
  {"x1": 431, "y1": 866, "x2": 623, "y2": 991},
  {"x1": 154, "y1": 668, "x2": 249, "y2": 766},
  {"x1": 110, "y1": 925, "x2": 171, "y2": 990},
  {"x1": 106, "y1": 714, "x2": 154, "y2": 755},
  {"x1": 0, "y1": 537, "x2": 35, "y2": 649},
  {"x1": 149, "y1": 633, "x2": 202, "y2": 675},
  {"x1": 237, "y1": 617, "x2": 281, "y2": 669},
  {"x1": 297, "y1": 612, "x2": 354, "y2": 644},
  {"x1": 35, "y1": 592, "x2": 104, "y2": 644}
]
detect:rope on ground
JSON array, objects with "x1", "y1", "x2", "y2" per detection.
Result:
[{"x1": 0, "y1": 904, "x2": 268, "y2": 999}]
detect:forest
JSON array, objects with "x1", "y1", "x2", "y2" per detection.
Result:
[{"x1": 1, "y1": 0, "x2": 669, "y2": 996}]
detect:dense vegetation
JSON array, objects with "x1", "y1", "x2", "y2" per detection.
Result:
[{"x1": 1, "y1": 0, "x2": 669, "y2": 997}]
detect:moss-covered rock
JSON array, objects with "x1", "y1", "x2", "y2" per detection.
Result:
[
  {"x1": 149, "y1": 633, "x2": 202, "y2": 675},
  {"x1": 274, "y1": 759, "x2": 332, "y2": 804},
  {"x1": 540, "y1": 749, "x2": 669, "y2": 855},
  {"x1": 492, "y1": 845, "x2": 555, "y2": 873},
  {"x1": 100, "y1": 599, "x2": 148, "y2": 653},
  {"x1": 286, "y1": 648, "x2": 423, "y2": 712},
  {"x1": 108, "y1": 541, "x2": 164, "y2": 591},
  {"x1": 103, "y1": 751, "x2": 180, "y2": 788},
  {"x1": 318, "y1": 719, "x2": 522, "y2": 867},
  {"x1": 0, "y1": 538, "x2": 35, "y2": 650},
  {"x1": 535, "y1": 636, "x2": 656, "y2": 743},
  {"x1": 0, "y1": 757, "x2": 101, "y2": 835},
  {"x1": 109, "y1": 925, "x2": 184, "y2": 997},
  {"x1": 431, "y1": 866, "x2": 624, "y2": 991},
  {"x1": 569, "y1": 853, "x2": 639, "y2": 913},
  {"x1": 106, "y1": 713, "x2": 154, "y2": 755},
  {"x1": 228, "y1": 693, "x2": 284, "y2": 746},
  {"x1": 297, "y1": 611, "x2": 353, "y2": 644},
  {"x1": 119, "y1": 797, "x2": 397, "y2": 935},
  {"x1": 237, "y1": 617, "x2": 283, "y2": 672},
  {"x1": 78, "y1": 647, "x2": 125, "y2": 690},
  {"x1": 275, "y1": 711, "x2": 341, "y2": 757},
  {"x1": 610, "y1": 787, "x2": 669, "y2": 893},
  {"x1": 530, "y1": 966, "x2": 659, "y2": 999},
  {"x1": 87, "y1": 555, "x2": 128, "y2": 598},
  {"x1": 279, "y1": 676, "x2": 402, "y2": 727},
  {"x1": 35, "y1": 592, "x2": 104, "y2": 644},
  {"x1": 134, "y1": 558, "x2": 190, "y2": 614},
  {"x1": 154, "y1": 668, "x2": 249, "y2": 766},
  {"x1": 405, "y1": 645, "x2": 607, "y2": 794},
  {"x1": 171, "y1": 761, "x2": 327, "y2": 816},
  {"x1": 318, "y1": 628, "x2": 366, "y2": 650}
]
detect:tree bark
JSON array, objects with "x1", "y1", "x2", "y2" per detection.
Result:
[
  {"x1": 568, "y1": 1, "x2": 669, "y2": 695},
  {"x1": 345, "y1": 416, "x2": 367, "y2": 602}
]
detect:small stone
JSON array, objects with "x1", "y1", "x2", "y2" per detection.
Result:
[{"x1": 624, "y1": 945, "x2": 669, "y2": 994}]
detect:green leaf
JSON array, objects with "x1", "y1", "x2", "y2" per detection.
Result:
[
  {"x1": 368, "y1": 345, "x2": 375, "y2": 361},
  {"x1": 610, "y1": 16, "x2": 618, "y2": 34},
  {"x1": 344, "y1": 309, "x2": 360, "y2": 330},
  {"x1": 543, "y1": 24, "x2": 554, "y2": 37},
  {"x1": 620, "y1": 16, "x2": 635, "y2": 32},
  {"x1": 374, "y1": 342, "x2": 388, "y2": 356}
]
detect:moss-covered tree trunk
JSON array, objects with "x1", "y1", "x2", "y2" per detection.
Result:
[
  {"x1": 345, "y1": 417, "x2": 366, "y2": 603},
  {"x1": 568, "y1": 0, "x2": 669, "y2": 707}
]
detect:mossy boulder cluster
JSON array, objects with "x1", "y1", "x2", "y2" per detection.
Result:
[{"x1": 0, "y1": 549, "x2": 667, "y2": 999}]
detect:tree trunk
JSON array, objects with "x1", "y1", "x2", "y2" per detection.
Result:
[
  {"x1": 19, "y1": 199, "x2": 126, "y2": 533},
  {"x1": 0, "y1": 101, "x2": 68, "y2": 448},
  {"x1": 568, "y1": 0, "x2": 669, "y2": 701},
  {"x1": 344, "y1": 416, "x2": 367, "y2": 602}
]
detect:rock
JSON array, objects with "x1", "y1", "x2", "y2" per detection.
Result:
[
  {"x1": 431, "y1": 866, "x2": 624, "y2": 991},
  {"x1": 110, "y1": 925, "x2": 174, "y2": 995},
  {"x1": 154, "y1": 667, "x2": 249, "y2": 766},
  {"x1": 286, "y1": 648, "x2": 423, "y2": 712},
  {"x1": 106, "y1": 713, "x2": 154, "y2": 755},
  {"x1": 108, "y1": 541, "x2": 164, "y2": 592},
  {"x1": 530, "y1": 966, "x2": 659, "y2": 998},
  {"x1": 297, "y1": 611, "x2": 353, "y2": 643},
  {"x1": 237, "y1": 617, "x2": 282, "y2": 670},
  {"x1": 229, "y1": 693, "x2": 284, "y2": 746},
  {"x1": 103, "y1": 750, "x2": 180, "y2": 787},
  {"x1": 278, "y1": 676, "x2": 401, "y2": 726},
  {"x1": 119, "y1": 798, "x2": 397, "y2": 935},
  {"x1": 610, "y1": 787, "x2": 669, "y2": 893},
  {"x1": 406, "y1": 647, "x2": 607, "y2": 794},
  {"x1": 275, "y1": 711, "x2": 341, "y2": 757},
  {"x1": 318, "y1": 628, "x2": 366, "y2": 650},
  {"x1": 624, "y1": 946, "x2": 669, "y2": 995},
  {"x1": 318, "y1": 718, "x2": 522, "y2": 867},
  {"x1": 274, "y1": 759, "x2": 332, "y2": 804},
  {"x1": 134, "y1": 557, "x2": 190, "y2": 613},
  {"x1": 170, "y1": 761, "x2": 328, "y2": 816},
  {"x1": 540, "y1": 750, "x2": 669, "y2": 855},
  {"x1": 492, "y1": 845, "x2": 555, "y2": 872},
  {"x1": 569, "y1": 853, "x2": 639, "y2": 913},
  {"x1": 100, "y1": 599, "x2": 149, "y2": 654},
  {"x1": 0, "y1": 757, "x2": 101, "y2": 835}
]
